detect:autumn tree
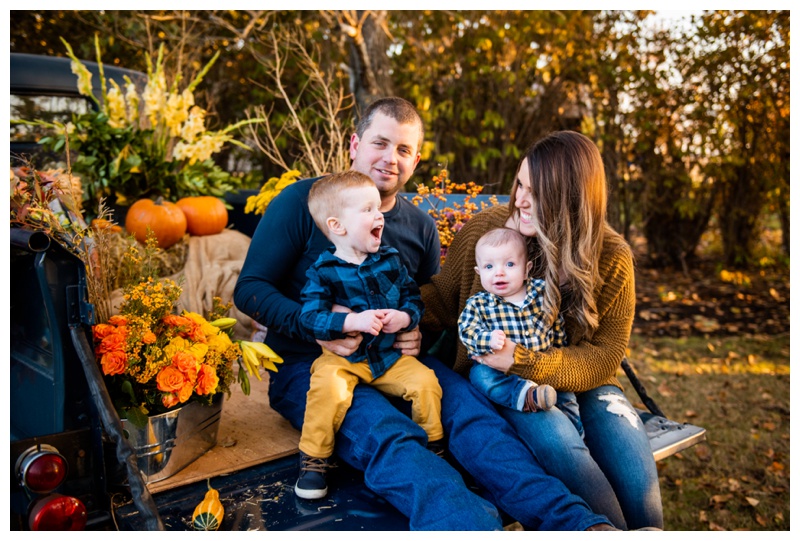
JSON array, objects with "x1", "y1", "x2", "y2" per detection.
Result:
[{"x1": 687, "y1": 10, "x2": 790, "y2": 266}]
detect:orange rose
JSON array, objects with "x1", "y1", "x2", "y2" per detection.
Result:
[
  {"x1": 156, "y1": 365, "x2": 185, "y2": 393},
  {"x1": 96, "y1": 332, "x2": 127, "y2": 354},
  {"x1": 172, "y1": 350, "x2": 198, "y2": 374},
  {"x1": 108, "y1": 315, "x2": 128, "y2": 326},
  {"x1": 100, "y1": 350, "x2": 127, "y2": 376},
  {"x1": 162, "y1": 393, "x2": 180, "y2": 409},
  {"x1": 196, "y1": 364, "x2": 219, "y2": 395},
  {"x1": 177, "y1": 381, "x2": 194, "y2": 403},
  {"x1": 142, "y1": 331, "x2": 157, "y2": 344},
  {"x1": 92, "y1": 323, "x2": 116, "y2": 341},
  {"x1": 181, "y1": 319, "x2": 206, "y2": 342},
  {"x1": 163, "y1": 315, "x2": 191, "y2": 329}
]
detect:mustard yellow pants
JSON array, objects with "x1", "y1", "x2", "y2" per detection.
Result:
[{"x1": 298, "y1": 349, "x2": 444, "y2": 459}]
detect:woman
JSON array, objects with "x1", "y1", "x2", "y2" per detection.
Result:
[{"x1": 421, "y1": 131, "x2": 662, "y2": 530}]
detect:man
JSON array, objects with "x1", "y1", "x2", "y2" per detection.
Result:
[{"x1": 234, "y1": 97, "x2": 611, "y2": 530}]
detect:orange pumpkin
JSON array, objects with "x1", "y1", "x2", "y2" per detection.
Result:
[
  {"x1": 125, "y1": 197, "x2": 187, "y2": 249},
  {"x1": 176, "y1": 196, "x2": 229, "y2": 236}
]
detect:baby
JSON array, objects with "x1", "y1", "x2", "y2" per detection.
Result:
[{"x1": 458, "y1": 227, "x2": 565, "y2": 413}]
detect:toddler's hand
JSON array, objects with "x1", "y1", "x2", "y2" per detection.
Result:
[
  {"x1": 343, "y1": 310, "x2": 384, "y2": 336},
  {"x1": 379, "y1": 309, "x2": 411, "y2": 334},
  {"x1": 490, "y1": 329, "x2": 506, "y2": 351}
]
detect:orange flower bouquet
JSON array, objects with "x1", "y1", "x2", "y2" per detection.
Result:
[{"x1": 92, "y1": 236, "x2": 282, "y2": 427}]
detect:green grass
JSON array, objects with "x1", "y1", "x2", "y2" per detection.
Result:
[{"x1": 624, "y1": 333, "x2": 790, "y2": 530}]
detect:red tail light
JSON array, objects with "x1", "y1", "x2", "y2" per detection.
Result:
[
  {"x1": 28, "y1": 494, "x2": 87, "y2": 531},
  {"x1": 16, "y1": 444, "x2": 68, "y2": 493}
]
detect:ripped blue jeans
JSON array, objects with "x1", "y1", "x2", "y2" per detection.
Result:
[{"x1": 499, "y1": 385, "x2": 663, "y2": 530}]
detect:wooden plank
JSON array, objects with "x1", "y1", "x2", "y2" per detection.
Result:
[{"x1": 147, "y1": 372, "x2": 300, "y2": 494}]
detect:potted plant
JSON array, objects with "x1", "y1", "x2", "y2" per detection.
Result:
[{"x1": 15, "y1": 35, "x2": 263, "y2": 218}]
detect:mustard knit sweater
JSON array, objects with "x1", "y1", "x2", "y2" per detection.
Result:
[{"x1": 420, "y1": 205, "x2": 635, "y2": 392}]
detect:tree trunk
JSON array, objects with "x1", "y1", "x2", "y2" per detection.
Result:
[{"x1": 346, "y1": 10, "x2": 394, "y2": 118}]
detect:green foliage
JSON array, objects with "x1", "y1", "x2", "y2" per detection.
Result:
[{"x1": 9, "y1": 10, "x2": 789, "y2": 270}]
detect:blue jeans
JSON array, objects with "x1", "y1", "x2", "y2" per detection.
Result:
[
  {"x1": 500, "y1": 385, "x2": 663, "y2": 530},
  {"x1": 470, "y1": 362, "x2": 533, "y2": 410},
  {"x1": 268, "y1": 355, "x2": 611, "y2": 530}
]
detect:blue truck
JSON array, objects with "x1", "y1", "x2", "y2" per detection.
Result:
[{"x1": 9, "y1": 53, "x2": 706, "y2": 531}]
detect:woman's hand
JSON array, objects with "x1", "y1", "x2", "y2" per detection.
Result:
[{"x1": 474, "y1": 337, "x2": 517, "y2": 372}]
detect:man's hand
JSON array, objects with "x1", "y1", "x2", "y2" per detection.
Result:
[
  {"x1": 316, "y1": 333, "x2": 362, "y2": 357},
  {"x1": 380, "y1": 309, "x2": 411, "y2": 334},
  {"x1": 393, "y1": 326, "x2": 422, "y2": 357},
  {"x1": 489, "y1": 329, "x2": 506, "y2": 351},
  {"x1": 474, "y1": 337, "x2": 516, "y2": 373},
  {"x1": 343, "y1": 310, "x2": 384, "y2": 336}
]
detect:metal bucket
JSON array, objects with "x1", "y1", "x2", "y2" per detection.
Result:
[{"x1": 122, "y1": 394, "x2": 223, "y2": 484}]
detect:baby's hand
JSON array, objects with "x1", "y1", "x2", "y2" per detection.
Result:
[
  {"x1": 343, "y1": 310, "x2": 384, "y2": 336},
  {"x1": 490, "y1": 329, "x2": 506, "y2": 351},
  {"x1": 379, "y1": 309, "x2": 411, "y2": 334}
]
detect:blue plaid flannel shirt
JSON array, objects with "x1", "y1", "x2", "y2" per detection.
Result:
[
  {"x1": 299, "y1": 245, "x2": 424, "y2": 378},
  {"x1": 458, "y1": 278, "x2": 567, "y2": 358}
]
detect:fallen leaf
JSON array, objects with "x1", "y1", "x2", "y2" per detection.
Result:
[
  {"x1": 639, "y1": 309, "x2": 658, "y2": 321},
  {"x1": 710, "y1": 494, "x2": 734, "y2": 506},
  {"x1": 745, "y1": 497, "x2": 760, "y2": 507},
  {"x1": 709, "y1": 522, "x2": 726, "y2": 531},
  {"x1": 755, "y1": 514, "x2": 767, "y2": 526},
  {"x1": 769, "y1": 288, "x2": 783, "y2": 302},
  {"x1": 693, "y1": 316, "x2": 721, "y2": 333},
  {"x1": 657, "y1": 382, "x2": 674, "y2": 397},
  {"x1": 768, "y1": 461, "x2": 785, "y2": 473},
  {"x1": 694, "y1": 445, "x2": 712, "y2": 461},
  {"x1": 698, "y1": 510, "x2": 707, "y2": 522},
  {"x1": 707, "y1": 342, "x2": 716, "y2": 352},
  {"x1": 685, "y1": 409, "x2": 697, "y2": 418}
]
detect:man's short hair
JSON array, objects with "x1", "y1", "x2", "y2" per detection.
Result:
[
  {"x1": 475, "y1": 228, "x2": 529, "y2": 264},
  {"x1": 307, "y1": 170, "x2": 375, "y2": 236},
  {"x1": 356, "y1": 97, "x2": 424, "y2": 151}
]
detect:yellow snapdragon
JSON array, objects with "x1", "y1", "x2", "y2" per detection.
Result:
[
  {"x1": 124, "y1": 78, "x2": 140, "y2": 123},
  {"x1": 143, "y1": 71, "x2": 167, "y2": 127},
  {"x1": 106, "y1": 81, "x2": 128, "y2": 129},
  {"x1": 180, "y1": 106, "x2": 206, "y2": 143}
]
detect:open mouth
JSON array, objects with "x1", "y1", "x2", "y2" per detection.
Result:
[{"x1": 371, "y1": 225, "x2": 383, "y2": 241}]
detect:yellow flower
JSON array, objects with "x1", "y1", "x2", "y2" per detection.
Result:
[
  {"x1": 106, "y1": 81, "x2": 128, "y2": 129},
  {"x1": 164, "y1": 90, "x2": 193, "y2": 137},
  {"x1": 143, "y1": 71, "x2": 167, "y2": 127},
  {"x1": 70, "y1": 59, "x2": 94, "y2": 98},
  {"x1": 180, "y1": 106, "x2": 206, "y2": 143},
  {"x1": 164, "y1": 336, "x2": 209, "y2": 364},
  {"x1": 207, "y1": 332, "x2": 232, "y2": 352},
  {"x1": 124, "y1": 78, "x2": 140, "y2": 123}
]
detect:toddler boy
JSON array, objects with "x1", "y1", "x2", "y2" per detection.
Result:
[{"x1": 295, "y1": 171, "x2": 443, "y2": 499}]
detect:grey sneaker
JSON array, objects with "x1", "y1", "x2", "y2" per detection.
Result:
[
  {"x1": 294, "y1": 452, "x2": 330, "y2": 500},
  {"x1": 524, "y1": 384, "x2": 557, "y2": 412}
]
